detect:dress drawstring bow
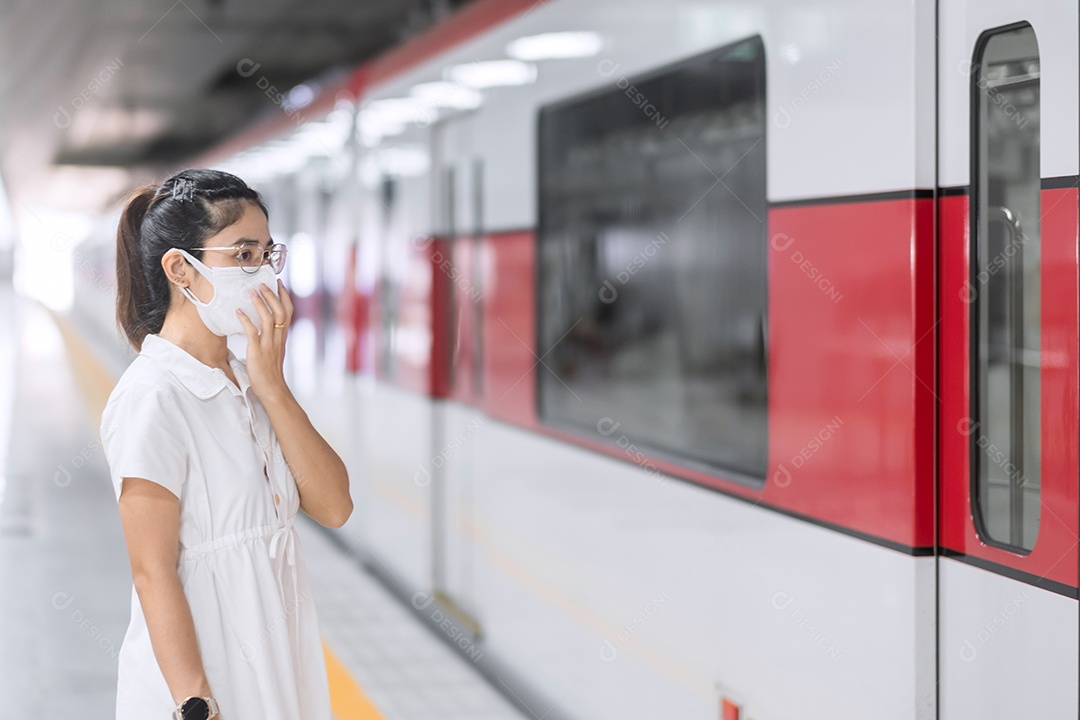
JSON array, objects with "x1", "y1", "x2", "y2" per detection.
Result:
[{"x1": 268, "y1": 522, "x2": 303, "y2": 683}]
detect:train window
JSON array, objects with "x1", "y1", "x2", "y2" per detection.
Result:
[
  {"x1": 537, "y1": 35, "x2": 767, "y2": 481},
  {"x1": 377, "y1": 174, "x2": 398, "y2": 380},
  {"x1": 970, "y1": 23, "x2": 1041, "y2": 552}
]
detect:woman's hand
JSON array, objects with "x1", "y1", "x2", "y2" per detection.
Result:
[
  {"x1": 236, "y1": 278, "x2": 294, "y2": 404},
  {"x1": 238, "y1": 278, "x2": 353, "y2": 527}
]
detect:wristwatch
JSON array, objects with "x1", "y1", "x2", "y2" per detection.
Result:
[{"x1": 173, "y1": 695, "x2": 220, "y2": 720}]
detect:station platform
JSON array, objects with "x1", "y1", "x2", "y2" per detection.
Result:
[{"x1": 0, "y1": 283, "x2": 529, "y2": 720}]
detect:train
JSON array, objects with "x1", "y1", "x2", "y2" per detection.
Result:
[{"x1": 71, "y1": 0, "x2": 1079, "y2": 718}]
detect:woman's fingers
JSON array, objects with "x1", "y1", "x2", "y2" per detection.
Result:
[
  {"x1": 258, "y1": 284, "x2": 289, "y2": 351},
  {"x1": 277, "y1": 279, "x2": 294, "y2": 324},
  {"x1": 236, "y1": 305, "x2": 260, "y2": 342},
  {"x1": 249, "y1": 288, "x2": 274, "y2": 338},
  {"x1": 258, "y1": 282, "x2": 287, "y2": 326}
]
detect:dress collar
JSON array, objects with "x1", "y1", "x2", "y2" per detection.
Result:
[{"x1": 140, "y1": 333, "x2": 250, "y2": 399}]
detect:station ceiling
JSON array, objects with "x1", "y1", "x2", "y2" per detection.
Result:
[{"x1": 0, "y1": 0, "x2": 472, "y2": 217}]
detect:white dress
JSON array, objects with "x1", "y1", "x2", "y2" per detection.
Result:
[{"x1": 100, "y1": 333, "x2": 332, "y2": 720}]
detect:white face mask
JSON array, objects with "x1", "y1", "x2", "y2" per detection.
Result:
[{"x1": 171, "y1": 247, "x2": 278, "y2": 337}]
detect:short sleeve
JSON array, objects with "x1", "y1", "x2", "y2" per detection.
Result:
[{"x1": 100, "y1": 383, "x2": 189, "y2": 502}]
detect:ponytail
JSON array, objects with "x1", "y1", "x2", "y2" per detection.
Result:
[
  {"x1": 115, "y1": 185, "x2": 158, "y2": 351},
  {"x1": 111, "y1": 169, "x2": 270, "y2": 351}
]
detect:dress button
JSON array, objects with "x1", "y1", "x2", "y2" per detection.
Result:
[{"x1": 275, "y1": 493, "x2": 280, "y2": 505}]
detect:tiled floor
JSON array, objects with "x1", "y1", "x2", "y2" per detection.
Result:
[
  {"x1": 304, "y1": 527, "x2": 529, "y2": 720},
  {"x1": 0, "y1": 283, "x2": 528, "y2": 720},
  {"x1": 0, "y1": 287, "x2": 131, "y2": 718}
]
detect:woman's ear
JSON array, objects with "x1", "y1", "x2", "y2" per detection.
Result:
[{"x1": 160, "y1": 249, "x2": 191, "y2": 289}]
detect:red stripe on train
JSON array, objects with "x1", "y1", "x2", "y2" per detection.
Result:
[
  {"x1": 372, "y1": 190, "x2": 1078, "y2": 578},
  {"x1": 767, "y1": 196, "x2": 935, "y2": 551},
  {"x1": 377, "y1": 196, "x2": 938, "y2": 553}
]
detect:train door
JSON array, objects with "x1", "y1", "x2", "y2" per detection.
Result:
[
  {"x1": 938, "y1": 3, "x2": 1079, "y2": 717},
  {"x1": 428, "y1": 113, "x2": 484, "y2": 636}
]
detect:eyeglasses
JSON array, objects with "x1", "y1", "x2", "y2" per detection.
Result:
[{"x1": 192, "y1": 242, "x2": 287, "y2": 274}]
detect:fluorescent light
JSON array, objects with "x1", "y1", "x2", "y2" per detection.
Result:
[
  {"x1": 364, "y1": 97, "x2": 437, "y2": 125},
  {"x1": 359, "y1": 146, "x2": 431, "y2": 188},
  {"x1": 358, "y1": 97, "x2": 438, "y2": 145},
  {"x1": 410, "y1": 81, "x2": 483, "y2": 110},
  {"x1": 358, "y1": 115, "x2": 405, "y2": 145},
  {"x1": 445, "y1": 60, "x2": 537, "y2": 88},
  {"x1": 286, "y1": 83, "x2": 316, "y2": 111},
  {"x1": 507, "y1": 31, "x2": 602, "y2": 60},
  {"x1": 288, "y1": 111, "x2": 352, "y2": 156},
  {"x1": 223, "y1": 142, "x2": 305, "y2": 181}
]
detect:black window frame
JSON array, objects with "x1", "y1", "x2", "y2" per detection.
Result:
[{"x1": 967, "y1": 20, "x2": 1042, "y2": 555}]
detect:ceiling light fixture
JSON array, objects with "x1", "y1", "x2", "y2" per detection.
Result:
[
  {"x1": 445, "y1": 60, "x2": 537, "y2": 88},
  {"x1": 506, "y1": 31, "x2": 602, "y2": 60},
  {"x1": 410, "y1": 81, "x2": 483, "y2": 110}
]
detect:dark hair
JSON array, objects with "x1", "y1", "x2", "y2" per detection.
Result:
[{"x1": 115, "y1": 168, "x2": 270, "y2": 350}]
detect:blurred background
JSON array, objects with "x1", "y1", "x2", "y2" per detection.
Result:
[{"x1": 2, "y1": 1, "x2": 1075, "y2": 719}]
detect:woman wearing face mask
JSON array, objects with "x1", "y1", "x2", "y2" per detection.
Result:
[{"x1": 101, "y1": 168, "x2": 352, "y2": 720}]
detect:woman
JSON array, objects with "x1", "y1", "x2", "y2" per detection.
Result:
[{"x1": 100, "y1": 168, "x2": 352, "y2": 720}]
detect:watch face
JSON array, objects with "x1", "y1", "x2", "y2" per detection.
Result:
[{"x1": 181, "y1": 697, "x2": 210, "y2": 720}]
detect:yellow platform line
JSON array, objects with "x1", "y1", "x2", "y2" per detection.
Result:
[
  {"x1": 44, "y1": 305, "x2": 384, "y2": 720},
  {"x1": 323, "y1": 641, "x2": 386, "y2": 720},
  {"x1": 48, "y1": 309, "x2": 118, "y2": 429}
]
